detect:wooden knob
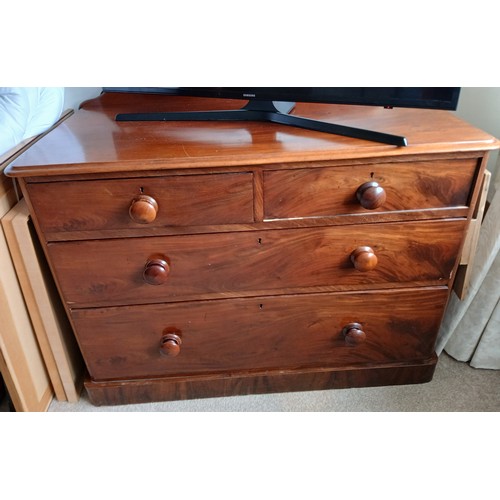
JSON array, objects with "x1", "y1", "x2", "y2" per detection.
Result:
[
  {"x1": 143, "y1": 258, "x2": 170, "y2": 285},
  {"x1": 160, "y1": 332, "x2": 182, "y2": 357},
  {"x1": 129, "y1": 194, "x2": 159, "y2": 224},
  {"x1": 356, "y1": 181, "x2": 386, "y2": 210},
  {"x1": 350, "y1": 246, "x2": 378, "y2": 272},
  {"x1": 342, "y1": 323, "x2": 366, "y2": 346}
]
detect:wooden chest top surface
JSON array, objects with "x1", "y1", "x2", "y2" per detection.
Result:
[{"x1": 6, "y1": 92, "x2": 500, "y2": 177}]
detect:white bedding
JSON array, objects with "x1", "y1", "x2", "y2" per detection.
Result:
[{"x1": 0, "y1": 87, "x2": 64, "y2": 156}]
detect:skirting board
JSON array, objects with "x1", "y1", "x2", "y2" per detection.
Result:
[{"x1": 1, "y1": 199, "x2": 83, "y2": 402}]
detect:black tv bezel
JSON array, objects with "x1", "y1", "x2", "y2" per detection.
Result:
[{"x1": 104, "y1": 87, "x2": 461, "y2": 111}]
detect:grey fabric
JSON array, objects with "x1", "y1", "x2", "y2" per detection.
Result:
[{"x1": 444, "y1": 254, "x2": 500, "y2": 368}]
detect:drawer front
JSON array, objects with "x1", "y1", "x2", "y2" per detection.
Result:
[
  {"x1": 26, "y1": 172, "x2": 254, "y2": 234},
  {"x1": 72, "y1": 288, "x2": 448, "y2": 381},
  {"x1": 264, "y1": 159, "x2": 477, "y2": 219},
  {"x1": 49, "y1": 219, "x2": 465, "y2": 307}
]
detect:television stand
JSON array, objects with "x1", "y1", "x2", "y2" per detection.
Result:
[{"x1": 115, "y1": 99, "x2": 408, "y2": 147}]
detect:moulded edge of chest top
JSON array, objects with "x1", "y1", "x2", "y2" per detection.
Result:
[{"x1": 14, "y1": 150, "x2": 490, "y2": 184}]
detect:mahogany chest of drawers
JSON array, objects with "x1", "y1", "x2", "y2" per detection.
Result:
[{"x1": 7, "y1": 92, "x2": 499, "y2": 406}]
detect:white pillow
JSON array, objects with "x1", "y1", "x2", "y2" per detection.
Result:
[{"x1": 0, "y1": 87, "x2": 64, "y2": 156}]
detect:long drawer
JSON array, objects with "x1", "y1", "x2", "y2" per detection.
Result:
[
  {"x1": 48, "y1": 219, "x2": 466, "y2": 308},
  {"x1": 72, "y1": 288, "x2": 448, "y2": 381},
  {"x1": 26, "y1": 172, "x2": 255, "y2": 235},
  {"x1": 264, "y1": 159, "x2": 477, "y2": 219}
]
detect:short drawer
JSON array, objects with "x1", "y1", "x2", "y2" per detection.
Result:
[
  {"x1": 72, "y1": 288, "x2": 448, "y2": 381},
  {"x1": 48, "y1": 219, "x2": 466, "y2": 308},
  {"x1": 26, "y1": 172, "x2": 254, "y2": 234},
  {"x1": 264, "y1": 159, "x2": 477, "y2": 219}
]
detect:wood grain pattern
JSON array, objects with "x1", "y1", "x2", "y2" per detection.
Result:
[
  {"x1": 47, "y1": 219, "x2": 465, "y2": 308},
  {"x1": 84, "y1": 355, "x2": 438, "y2": 406},
  {"x1": 73, "y1": 288, "x2": 448, "y2": 381},
  {"x1": 6, "y1": 93, "x2": 497, "y2": 407},
  {"x1": 26, "y1": 172, "x2": 254, "y2": 234},
  {"x1": 264, "y1": 159, "x2": 477, "y2": 219}
]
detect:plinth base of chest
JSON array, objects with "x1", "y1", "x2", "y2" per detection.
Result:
[{"x1": 84, "y1": 354, "x2": 438, "y2": 407}]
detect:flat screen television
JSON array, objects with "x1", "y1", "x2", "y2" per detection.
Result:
[{"x1": 104, "y1": 87, "x2": 461, "y2": 146}]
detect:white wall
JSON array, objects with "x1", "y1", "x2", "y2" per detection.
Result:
[
  {"x1": 63, "y1": 87, "x2": 102, "y2": 111},
  {"x1": 455, "y1": 87, "x2": 500, "y2": 183}
]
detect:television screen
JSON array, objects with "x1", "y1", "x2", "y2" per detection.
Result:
[{"x1": 104, "y1": 87, "x2": 460, "y2": 110}]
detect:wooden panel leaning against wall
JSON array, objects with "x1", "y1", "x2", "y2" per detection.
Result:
[
  {"x1": 1, "y1": 160, "x2": 52, "y2": 411},
  {"x1": 0, "y1": 109, "x2": 83, "y2": 411}
]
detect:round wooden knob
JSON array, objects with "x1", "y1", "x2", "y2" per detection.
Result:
[
  {"x1": 356, "y1": 181, "x2": 386, "y2": 210},
  {"x1": 342, "y1": 323, "x2": 366, "y2": 346},
  {"x1": 160, "y1": 332, "x2": 182, "y2": 357},
  {"x1": 350, "y1": 246, "x2": 378, "y2": 272},
  {"x1": 129, "y1": 194, "x2": 159, "y2": 224},
  {"x1": 143, "y1": 258, "x2": 170, "y2": 285}
]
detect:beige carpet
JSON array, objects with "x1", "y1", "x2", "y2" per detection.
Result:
[{"x1": 47, "y1": 353, "x2": 500, "y2": 412}]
